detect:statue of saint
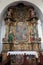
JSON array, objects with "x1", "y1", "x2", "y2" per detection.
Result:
[
  {"x1": 8, "y1": 31, "x2": 14, "y2": 50},
  {"x1": 8, "y1": 31, "x2": 13, "y2": 43}
]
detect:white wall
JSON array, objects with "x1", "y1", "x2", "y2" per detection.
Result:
[
  {"x1": 0, "y1": 20, "x2": 5, "y2": 53},
  {"x1": 0, "y1": 21, "x2": 1, "y2": 43},
  {"x1": 1, "y1": 20, "x2": 5, "y2": 43}
]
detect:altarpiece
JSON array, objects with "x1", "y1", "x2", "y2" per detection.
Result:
[{"x1": 2, "y1": 3, "x2": 41, "y2": 61}]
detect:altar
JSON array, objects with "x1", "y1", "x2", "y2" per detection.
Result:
[
  {"x1": 2, "y1": 3, "x2": 41, "y2": 61},
  {"x1": 7, "y1": 51, "x2": 38, "y2": 65}
]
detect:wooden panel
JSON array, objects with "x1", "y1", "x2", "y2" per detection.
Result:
[
  {"x1": 38, "y1": 44, "x2": 41, "y2": 50},
  {"x1": 3, "y1": 44, "x2": 10, "y2": 51},
  {"x1": 33, "y1": 44, "x2": 38, "y2": 51},
  {"x1": 2, "y1": 52, "x2": 7, "y2": 61},
  {"x1": 28, "y1": 44, "x2": 32, "y2": 50}
]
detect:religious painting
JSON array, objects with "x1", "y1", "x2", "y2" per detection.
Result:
[
  {"x1": 15, "y1": 22, "x2": 28, "y2": 41},
  {"x1": 11, "y1": 54, "x2": 36, "y2": 65},
  {"x1": 11, "y1": 55, "x2": 23, "y2": 64}
]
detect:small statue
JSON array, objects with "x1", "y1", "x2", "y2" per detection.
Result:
[
  {"x1": 8, "y1": 31, "x2": 14, "y2": 43},
  {"x1": 8, "y1": 31, "x2": 14, "y2": 50},
  {"x1": 29, "y1": 8, "x2": 36, "y2": 18},
  {"x1": 30, "y1": 10, "x2": 36, "y2": 18},
  {"x1": 7, "y1": 8, "x2": 13, "y2": 18}
]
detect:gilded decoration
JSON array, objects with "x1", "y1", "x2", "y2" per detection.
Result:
[{"x1": 2, "y1": 3, "x2": 41, "y2": 51}]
